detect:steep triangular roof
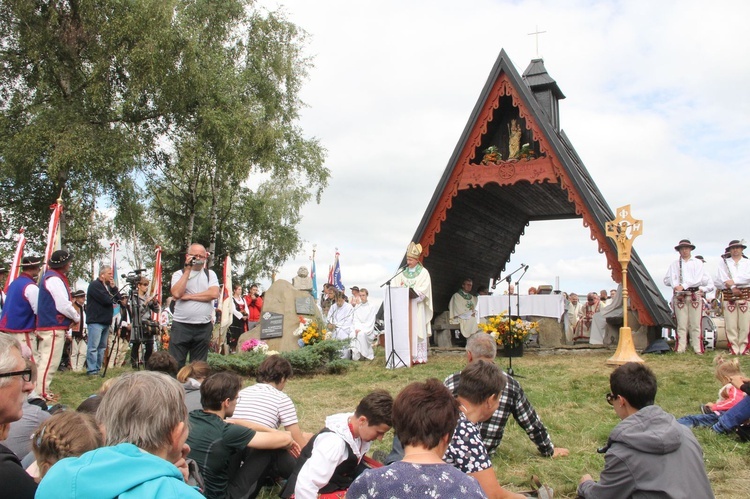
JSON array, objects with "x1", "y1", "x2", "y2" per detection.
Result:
[{"x1": 406, "y1": 49, "x2": 673, "y2": 328}]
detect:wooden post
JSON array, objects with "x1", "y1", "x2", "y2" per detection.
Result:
[{"x1": 605, "y1": 205, "x2": 645, "y2": 366}]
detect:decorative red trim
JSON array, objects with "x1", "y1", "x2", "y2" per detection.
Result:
[
  {"x1": 417, "y1": 70, "x2": 655, "y2": 325},
  {"x1": 458, "y1": 156, "x2": 556, "y2": 189}
]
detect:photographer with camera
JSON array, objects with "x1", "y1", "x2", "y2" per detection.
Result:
[
  {"x1": 85, "y1": 265, "x2": 121, "y2": 377},
  {"x1": 130, "y1": 276, "x2": 161, "y2": 368},
  {"x1": 170, "y1": 243, "x2": 220, "y2": 368},
  {"x1": 244, "y1": 283, "x2": 263, "y2": 331}
]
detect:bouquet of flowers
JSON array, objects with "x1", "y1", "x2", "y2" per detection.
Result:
[
  {"x1": 293, "y1": 316, "x2": 328, "y2": 346},
  {"x1": 480, "y1": 311, "x2": 538, "y2": 348},
  {"x1": 240, "y1": 338, "x2": 269, "y2": 354}
]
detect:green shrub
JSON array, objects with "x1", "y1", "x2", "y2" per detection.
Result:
[{"x1": 207, "y1": 340, "x2": 354, "y2": 377}]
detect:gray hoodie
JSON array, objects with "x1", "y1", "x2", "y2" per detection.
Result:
[{"x1": 578, "y1": 405, "x2": 714, "y2": 498}]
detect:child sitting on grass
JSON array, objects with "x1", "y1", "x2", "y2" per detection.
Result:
[
  {"x1": 29, "y1": 411, "x2": 104, "y2": 480},
  {"x1": 678, "y1": 354, "x2": 746, "y2": 428},
  {"x1": 281, "y1": 390, "x2": 393, "y2": 499}
]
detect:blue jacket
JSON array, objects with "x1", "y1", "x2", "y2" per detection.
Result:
[{"x1": 35, "y1": 443, "x2": 203, "y2": 499}]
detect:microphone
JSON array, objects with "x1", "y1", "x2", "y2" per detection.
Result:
[
  {"x1": 525, "y1": 265, "x2": 530, "y2": 271},
  {"x1": 134, "y1": 268, "x2": 147, "y2": 273}
]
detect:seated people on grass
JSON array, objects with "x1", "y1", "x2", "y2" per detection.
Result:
[
  {"x1": 36, "y1": 371, "x2": 203, "y2": 498},
  {"x1": 177, "y1": 360, "x2": 211, "y2": 412},
  {"x1": 711, "y1": 373, "x2": 750, "y2": 435},
  {"x1": 678, "y1": 354, "x2": 746, "y2": 428},
  {"x1": 146, "y1": 350, "x2": 179, "y2": 377},
  {"x1": 0, "y1": 333, "x2": 37, "y2": 499},
  {"x1": 578, "y1": 362, "x2": 714, "y2": 498},
  {"x1": 281, "y1": 390, "x2": 393, "y2": 499},
  {"x1": 232, "y1": 355, "x2": 311, "y2": 477},
  {"x1": 445, "y1": 332, "x2": 568, "y2": 457},
  {"x1": 187, "y1": 371, "x2": 297, "y2": 499},
  {"x1": 347, "y1": 378, "x2": 486, "y2": 498},
  {"x1": 445, "y1": 361, "x2": 526, "y2": 499},
  {"x1": 29, "y1": 411, "x2": 104, "y2": 480}
]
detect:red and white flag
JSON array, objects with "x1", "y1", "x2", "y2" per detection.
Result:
[
  {"x1": 42, "y1": 198, "x2": 63, "y2": 274},
  {"x1": 151, "y1": 245, "x2": 163, "y2": 321},
  {"x1": 219, "y1": 254, "x2": 233, "y2": 341},
  {"x1": 4, "y1": 228, "x2": 26, "y2": 293}
]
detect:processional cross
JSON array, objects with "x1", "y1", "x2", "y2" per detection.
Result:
[{"x1": 605, "y1": 205, "x2": 645, "y2": 365}]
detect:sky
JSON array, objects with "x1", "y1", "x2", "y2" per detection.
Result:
[
  {"x1": 243, "y1": 0, "x2": 750, "y2": 310},
  {"x1": 96, "y1": 0, "x2": 749, "y2": 311}
]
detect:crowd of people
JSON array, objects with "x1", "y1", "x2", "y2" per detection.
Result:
[
  {"x1": 1, "y1": 328, "x2": 729, "y2": 498},
  {"x1": 1, "y1": 238, "x2": 747, "y2": 498}
]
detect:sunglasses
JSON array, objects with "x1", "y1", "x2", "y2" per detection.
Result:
[
  {"x1": 0, "y1": 368, "x2": 33, "y2": 382},
  {"x1": 606, "y1": 393, "x2": 618, "y2": 405}
]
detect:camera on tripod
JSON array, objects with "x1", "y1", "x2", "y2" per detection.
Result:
[{"x1": 124, "y1": 269, "x2": 144, "y2": 286}]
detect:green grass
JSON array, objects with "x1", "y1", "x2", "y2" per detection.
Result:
[{"x1": 52, "y1": 349, "x2": 750, "y2": 498}]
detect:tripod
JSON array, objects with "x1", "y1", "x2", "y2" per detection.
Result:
[{"x1": 381, "y1": 266, "x2": 407, "y2": 369}]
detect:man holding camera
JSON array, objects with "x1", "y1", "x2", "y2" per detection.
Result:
[
  {"x1": 244, "y1": 283, "x2": 263, "y2": 331},
  {"x1": 170, "y1": 243, "x2": 220, "y2": 368},
  {"x1": 86, "y1": 264, "x2": 120, "y2": 376}
]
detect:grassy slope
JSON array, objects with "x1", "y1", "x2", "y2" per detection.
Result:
[{"x1": 53, "y1": 349, "x2": 750, "y2": 498}]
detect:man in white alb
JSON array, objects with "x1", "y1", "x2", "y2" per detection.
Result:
[{"x1": 352, "y1": 288, "x2": 377, "y2": 360}]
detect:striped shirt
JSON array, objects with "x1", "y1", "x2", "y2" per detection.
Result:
[{"x1": 233, "y1": 383, "x2": 299, "y2": 429}]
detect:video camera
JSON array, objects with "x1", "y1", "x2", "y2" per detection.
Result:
[{"x1": 123, "y1": 268, "x2": 147, "y2": 286}]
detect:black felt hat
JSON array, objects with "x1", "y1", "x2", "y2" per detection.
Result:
[{"x1": 48, "y1": 250, "x2": 73, "y2": 269}]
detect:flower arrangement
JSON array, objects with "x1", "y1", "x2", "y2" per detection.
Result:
[
  {"x1": 240, "y1": 338, "x2": 269, "y2": 354},
  {"x1": 293, "y1": 316, "x2": 328, "y2": 346},
  {"x1": 479, "y1": 311, "x2": 538, "y2": 348}
]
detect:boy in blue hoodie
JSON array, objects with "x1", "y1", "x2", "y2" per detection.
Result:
[{"x1": 36, "y1": 371, "x2": 203, "y2": 498}]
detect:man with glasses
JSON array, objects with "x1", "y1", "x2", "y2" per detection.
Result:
[
  {"x1": 187, "y1": 371, "x2": 296, "y2": 499},
  {"x1": 170, "y1": 243, "x2": 220, "y2": 367},
  {"x1": 0, "y1": 332, "x2": 37, "y2": 497},
  {"x1": 85, "y1": 264, "x2": 120, "y2": 377},
  {"x1": 578, "y1": 362, "x2": 713, "y2": 498}
]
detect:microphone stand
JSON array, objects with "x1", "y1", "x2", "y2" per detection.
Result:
[
  {"x1": 380, "y1": 266, "x2": 408, "y2": 369},
  {"x1": 495, "y1": 264, "x2": 526, "y2": 377},
  {"x1": 509, "y1": 265, "x2": 529, "y2": 377}
]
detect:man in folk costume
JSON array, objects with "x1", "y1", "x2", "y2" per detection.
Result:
[
  {"x1": 663, "y1": 239, "x2": 709, "y2": 354},
  {"x1": 69, "y1": 289, "x2": 88, "y2": 371},
  {"x1": 392, "y1": 242, "x2": 433, "y2": 364},
  {"x1": 716, "y1": 239, "x2": 750, "y2": 355},
  {"x1": 36, "y1": 250, "x2": 80, "y2": 400},
  {"x1": 0, "y1": 257, "x2": 42, "y2": 356},
  {"x1": 449, "y1": 278, "x2": 478, "y2": 339}
]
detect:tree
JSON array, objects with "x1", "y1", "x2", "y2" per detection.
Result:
[{"x1": 0, "y1": 1, "x2": 328, "y2": 279}]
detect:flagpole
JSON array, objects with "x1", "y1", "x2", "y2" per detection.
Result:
[{"x1": 4, "y1": 228, "x2": 26, "y2": 293}]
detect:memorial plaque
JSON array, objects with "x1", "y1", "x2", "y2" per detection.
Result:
[
  {"x1": 295, "y1": 296, "x2": 316, "y2": 315},
  {"x1": 260, "y1": 311, "x2": 284, "y2": 339}
]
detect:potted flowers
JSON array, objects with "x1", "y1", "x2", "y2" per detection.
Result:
[{"x1": 479, "y1": 311, "x2": 538, "y2": 357}]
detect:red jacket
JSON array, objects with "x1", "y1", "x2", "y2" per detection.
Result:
[{"x1": 244, "y1": 294, "x2": 263, "y2": 322}]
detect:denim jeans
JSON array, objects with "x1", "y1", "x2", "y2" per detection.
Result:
[
  {"x1": 677, "y1": 413, "x2": 720, "y2": 428},
  {"x1": 712, "y1": 396, "x2": 750, "y2": 433},
  {"x1": 86, "y1": 322, "x2": 110, "y2": 374}
]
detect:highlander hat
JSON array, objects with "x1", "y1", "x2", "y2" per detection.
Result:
[{"x1": 674, "y1": 239, "x2": 695, "y2": 251}]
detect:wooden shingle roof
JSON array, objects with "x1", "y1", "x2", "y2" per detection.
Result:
[{"x1": 403, "y1": 49, "x2": 673, "y2": 328}]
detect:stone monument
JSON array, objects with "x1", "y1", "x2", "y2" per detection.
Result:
[{"x1": 238, "y1": 279, "x2": 323, "y2": 352}]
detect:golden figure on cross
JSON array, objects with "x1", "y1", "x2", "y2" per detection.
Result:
[
  {"x1": 605, "y1": 205, "x2": 642, "y2": 264},
  {"x1": 605, "y1": 204, "x2": 644, "y2": 365}
]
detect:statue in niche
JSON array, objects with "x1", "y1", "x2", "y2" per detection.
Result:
[{"x1": 508, "y1": 119, "x2": 522, "y2": 159}]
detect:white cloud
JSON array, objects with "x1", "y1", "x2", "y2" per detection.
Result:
[{"x1": 250, "y1": 0, "x2": 749, "y2": 311}]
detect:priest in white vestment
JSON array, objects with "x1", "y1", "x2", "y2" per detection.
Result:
[
  {"x1": 352, "y1": 288, "x2": 378, "y2": 360},
  {"x1": 392, "y1": 242, "x2": 433, "y2": 364},
  {"x1": 449, "y1": 278, "x2": 478, "y2": 338},
  {"x1": 327, "y1": 291, "x2": 354, "y2": 358}
]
